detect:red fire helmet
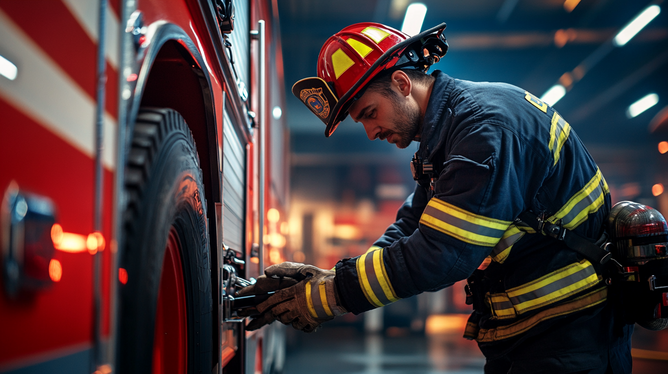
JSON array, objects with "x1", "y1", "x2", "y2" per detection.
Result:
[{"x1": 292, "y1": 22, "x2": 448, "y2": 137}]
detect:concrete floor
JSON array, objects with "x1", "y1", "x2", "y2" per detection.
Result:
[
  {"x1": 283, "y1": 320, "x2": 668, "y2": 374},
  {"x1": 284, "y1": 326, "x2": 484, "y2": 374}
]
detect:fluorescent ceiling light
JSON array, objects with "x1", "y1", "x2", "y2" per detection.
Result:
[
  {"x1": 0, "y1": 54, "x2": 18, "y2": 81},
  {"x1": 627, "y1": 93, "x2": 658, "y2": 118},
  {"x1": 401, "y1": 3, "x2": 427, "y2": 36},
  {"x1": 613, "y1": 5, "x2": 661, "y2": 47},
  {"x1": 541, "y1": 85, "x2": 566, "y2": 106}
]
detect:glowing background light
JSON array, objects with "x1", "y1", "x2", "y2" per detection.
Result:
[
  {"x1": 51, "y1": 223, "x2": 63, "y2": 244},
  {"x1": 0, "y1": 54, "x2": 18, "y2": 80},
  {"x1": 541, "y1": 84, "x2": 566, "y2": 106},
  {"x1": 119, "y1": 268, "x2": 128, "y2": 285},
  {"x1": 425, "y1": 314, "x2": 469, "y2": 335},
  {"x1": 652, "y1": 184, "x2": 664, "y2": 197},
  {"x1": 658, "y1": 141, "x2": 668, "y2": 154},
  {"x1": 270, "y1": 233, "x2": 286, "y2": 248},
  {"x1": 613, "y1": 5, "x2": 661, "y2": 47},
  {"x1": 293, "y1": 251, "x2": 305, "y2": 262},
  {"x1": 269, "y1": 248, "x2": 282, "y2": 263},
  {"x1": 49, "y1": 259, "x2": 62, "y2": 282},
  {"x1": 87, "y1": 232, "x2": 106, "y2": 255},
  {"x1": 52, "y1": 224, "x2": 105, "y2": 254},
  {"x1": 563, "y1": 0, "x2": 581, "y2": 13},
  {"x1": 627, "y1": 93, "x2": 659, "y2": 118},
  {"x1": 267, "y1": 208, "x2": 280, "y2": 223},
  {"x1": 272, "y1": 106, "x2": 282, "y2": 120},
  {"x1": 401, "y1": 3, "x2": 427, "y2": 36},
  {"x1": 54, "y1": 231, "x2": 87, "y2": 253}
]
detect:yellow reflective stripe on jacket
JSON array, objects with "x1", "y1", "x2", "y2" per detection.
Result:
[
  {"x1": 488, "y1": 259, "x2": 600, "y2": 318},
  {"x1": 464, "y1": 320, "x2": 481, "y2": 340},
  {"x1": 307, "y1": 280, "x2": 335, "y2": 319},
  {"x1": 305, "y1": 281, "x2": 318, "y2": 318},
  {"x1": 319, "y1": 282, "x2": 334, "y2": 317},
  {"x1": 549, "y1": 112, "x2": 571, "y2": 166},
  {"x1": 366, "y1": 245, "x2": 382, "y2": 254},
  {"x1": 475, "y1": 286, "x2": 607, "y2": 342},
  {"x1": 548, "y1": 168, "x2": 609, "y2": 230},
  {"x1": 356, "y1": 247, "x2": 399, "y2": 308},
  {"x1": 488, "y1": 294, "x2": 516, "y2": 319},
  {"x1": 490, "y1": 223, "x2": 535, "y2": 263},
  {"x1": 420, "y1": 198, "x2": 512, "y2": 247}
]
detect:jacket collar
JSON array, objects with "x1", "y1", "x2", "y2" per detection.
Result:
[{"x1": 417, "y1": 70, "x2": 453, "y2": 159}]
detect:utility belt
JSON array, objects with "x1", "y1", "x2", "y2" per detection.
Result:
[{"x1": 465, "y1": 201, "x2": 668, "y2": 335}]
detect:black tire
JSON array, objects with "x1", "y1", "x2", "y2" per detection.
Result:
[{"x1": 118, "y1": 108, "x2": 213, "y2": 373}]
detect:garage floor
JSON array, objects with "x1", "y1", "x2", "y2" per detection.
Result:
[
  {"x1": 283, "y1": 320, "x2": 668, "y2": 374},
  {"x1": 284, "y1": 326, "x2": 485, "y2": 374}
]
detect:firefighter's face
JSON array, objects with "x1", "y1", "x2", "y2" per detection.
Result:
[{"x1": 349, "y1": 73, "x2": 422, "y2": 149}]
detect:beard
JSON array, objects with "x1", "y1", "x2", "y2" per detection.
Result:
[{"x1": 381, "y1": 94, "x2": 422, "y2": 149}]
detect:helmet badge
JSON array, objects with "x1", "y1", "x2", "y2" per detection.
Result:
[{"x1": 300, "y1": 87, "x2": 330, "y2": 119}]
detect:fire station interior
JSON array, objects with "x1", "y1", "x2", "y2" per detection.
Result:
[
  {"x1": 280, "y1": 0, "x2": 668, "y2": 373},
  {"x1": 2, "y1": 0, "x2": 668, "y2": 373}
]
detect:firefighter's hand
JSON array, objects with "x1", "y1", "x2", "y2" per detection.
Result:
[{"x1": 237, "y1": 262, "x2": 347, "y2": 332}]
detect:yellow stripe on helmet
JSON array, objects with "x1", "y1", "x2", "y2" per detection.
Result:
[
  {"x1": 331, "y1": 48, "x2": 355, "y2": 79},
  {"x1": 361, "y1": 26, "x2": 389, "y2": 44},
  {"x1": 346, "y1": 38, "x2": 373, "y2": 58}
]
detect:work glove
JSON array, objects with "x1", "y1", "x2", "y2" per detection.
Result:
[{"x1": 237, "y1": 262, "x2": 347, "y2": 332}]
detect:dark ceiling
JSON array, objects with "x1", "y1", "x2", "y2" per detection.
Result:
[{"x1": 278, "y1": 0, "x2": 668, "y2": 201}]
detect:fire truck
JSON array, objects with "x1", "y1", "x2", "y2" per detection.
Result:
[{"x1": 0, "y1": 0, "x2": 289, "y2": 373}]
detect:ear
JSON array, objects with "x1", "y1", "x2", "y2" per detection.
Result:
[{"x1": 391, "y1": 70, "x2": 412, "y2": 97}]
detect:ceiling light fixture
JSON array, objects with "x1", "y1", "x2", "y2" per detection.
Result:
[
  {"x1": 401, "y1": 3, "x2": 427, "y2": 37},
  {"x1": 541, "y1": 84, "x2": 567, "y2": 106},
  {"x1": 627, "y1": 93, "x2": 659, "y2": 118},
  {"x1": 613, "y1": 5, "x2": 661, "y2": 47},
  {"x1": 0, "y1": 54, "x2": 18, "y2": 81}
]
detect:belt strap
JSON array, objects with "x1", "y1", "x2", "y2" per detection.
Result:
[{"x1": 518, "y1": 211, "x2": 612, "y2": 265}]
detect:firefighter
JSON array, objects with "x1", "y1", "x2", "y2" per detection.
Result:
[{"x1": 239, "y1": 22, "x2": 633, "y2": 373}]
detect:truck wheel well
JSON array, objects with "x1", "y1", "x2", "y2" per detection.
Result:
[
  {"x1": 140, "y1": 40, "x2": 218, "y2": 208},
  {"x1": 138, "y1": 40, "x2": 220, "y2": 365}
]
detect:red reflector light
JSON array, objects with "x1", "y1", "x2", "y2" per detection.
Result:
[
  {"x1": 634, "y1": 221, "x2": 668, "y2": 237},
  {"x1": 54, "y1": 231, "x2": 87, "y2": 253},
  {"x1": 49, "y1": 259, "x2": 62, "y2": 282},
  {"x1": 51, "y1": 223, "x2": 63, "y2": 244},
  {"x1": 87, "y1": 232, "x2": 105, "y2": 255},
  {"x1": 119, "y1": 268, "x2": 128, "y2": 285}
]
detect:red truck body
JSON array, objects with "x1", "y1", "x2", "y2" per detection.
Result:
[{"x1": 0, "y1": 0, "x2": 289, "y2": 373}]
